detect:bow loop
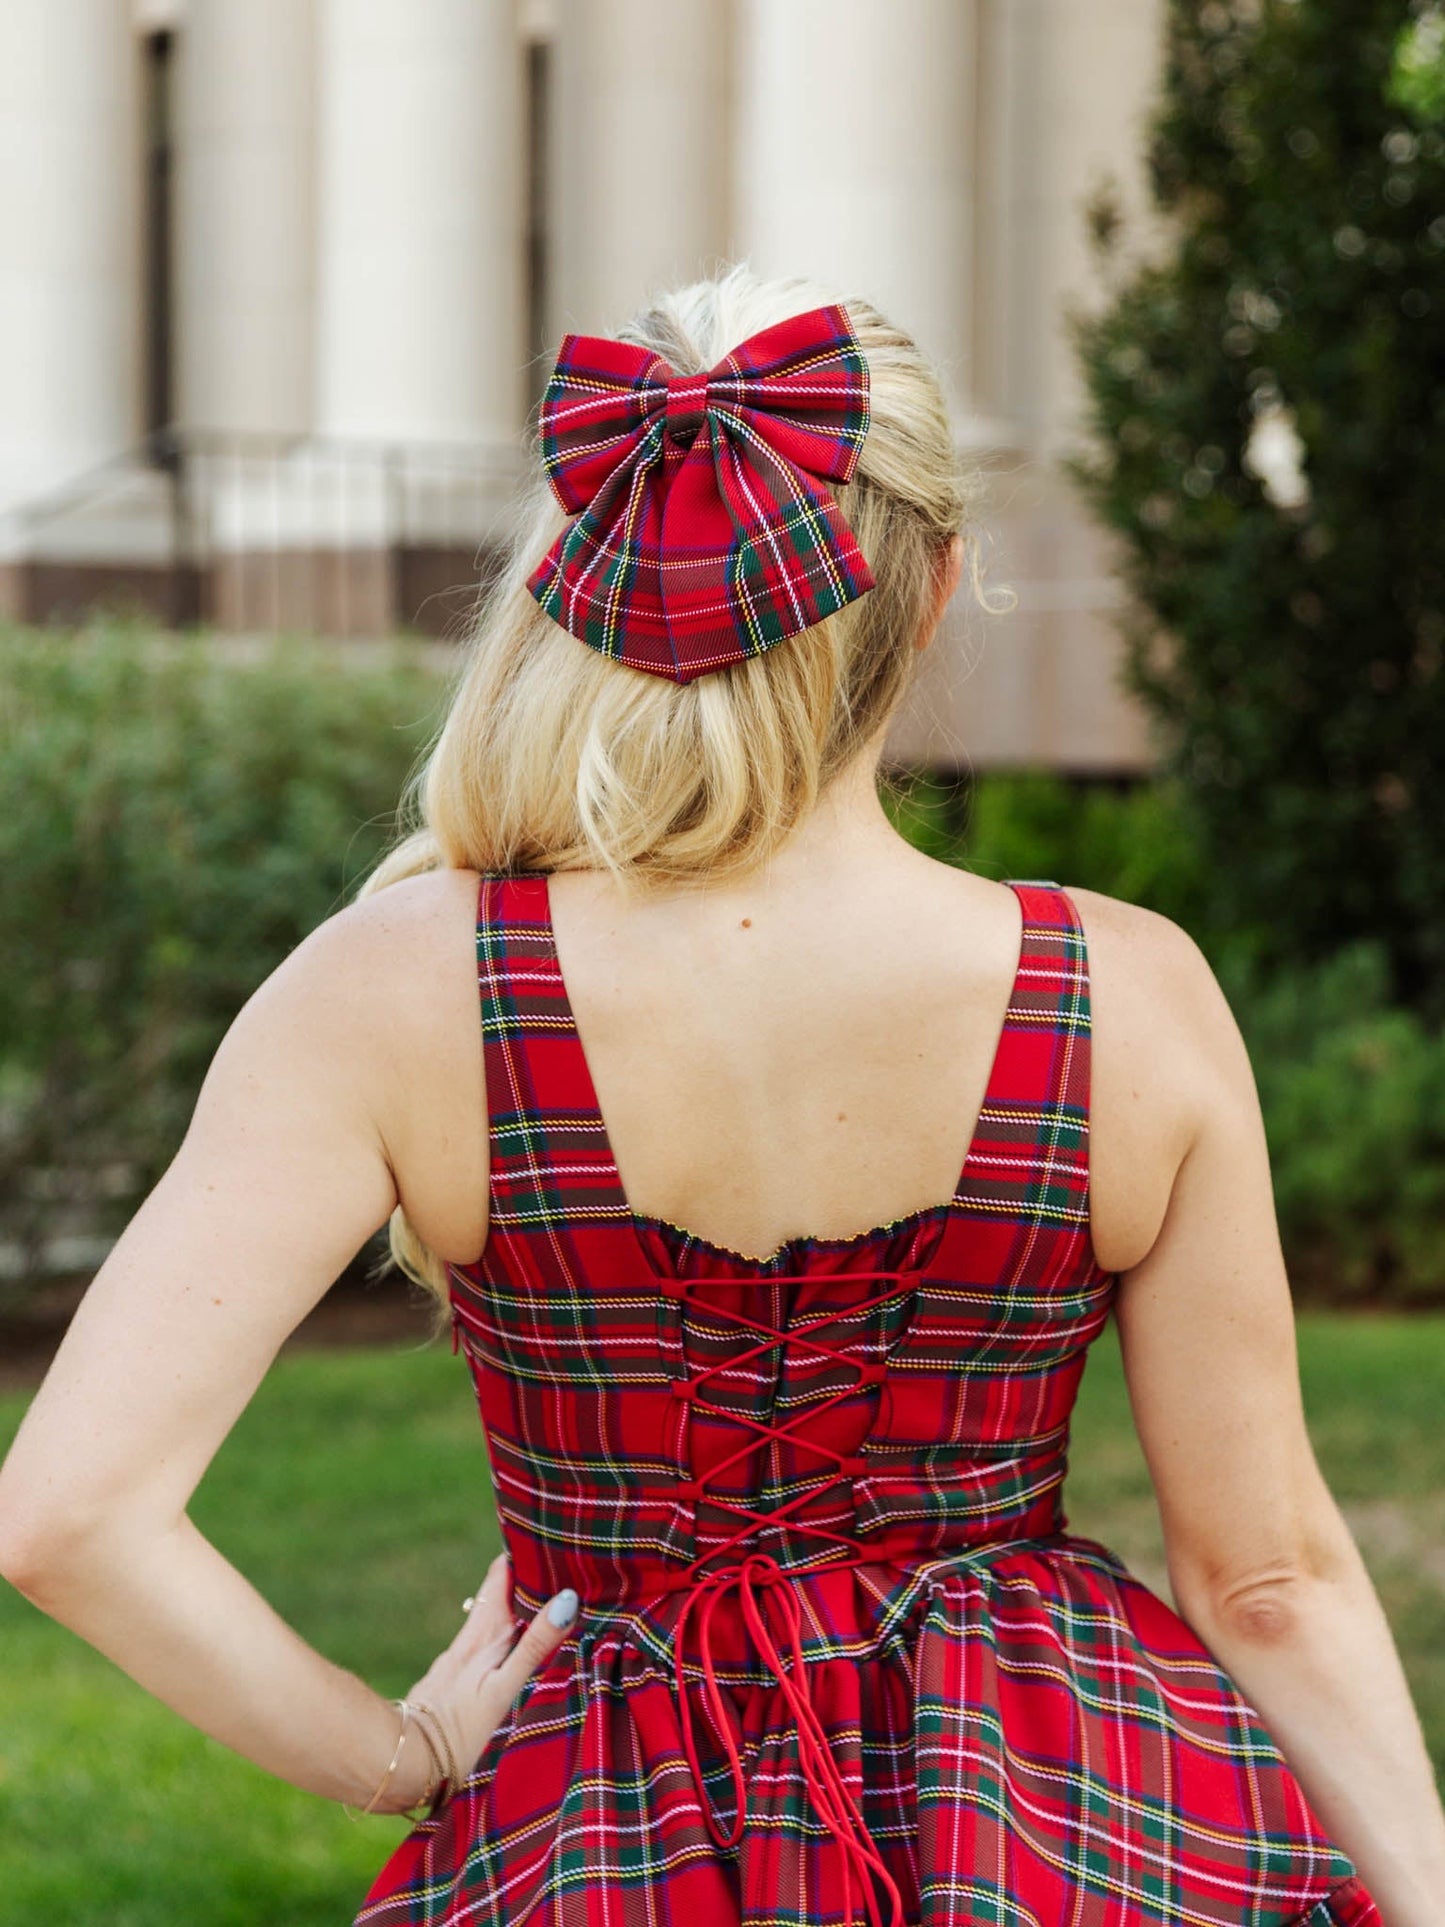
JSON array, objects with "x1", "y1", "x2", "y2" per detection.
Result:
[{"x1": 527, "y1": 302, "x2": 875, "y2": 682}]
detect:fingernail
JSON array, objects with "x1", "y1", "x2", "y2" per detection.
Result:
[{"x1": 546, "y1": 1587, "x2": 579, "y2": 1629}]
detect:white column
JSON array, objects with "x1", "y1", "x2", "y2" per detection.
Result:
[
  {"x1": 314, "y1": 0, "x2": 524, "y2": 446},
  {"x1": 733, "y1": 0, "x2": 976, "y2": 421},
  {"x1": 548, "y1": 0, "x2": 730, "y2": 337},
  {"x1": 0, "y1": 0, "x2": 141, "y2": 506},
  {"x1": 174, "y1": 0, "x2": 315, "y2": 438},
  {"x1": 887, "y1": 0, "x2": 1166, "y2": 776},
  {"x1": 991, "y1": 0, "x2": 1166, "y2": 456}
]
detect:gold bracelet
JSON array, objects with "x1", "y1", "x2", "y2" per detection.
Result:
[
  {"x1": 351, "y1": 1699, "x2": 410, "y2": 1819},
  {"x1": 400, "y1": 1705, "x2": 451, "y2": 1820},
  {"x1": 409, "y1": 1700, "x2": 459, "y2": 1799},
  {"x1": 409, "y1": 1698, "x2": 465, "y2": 1806}
]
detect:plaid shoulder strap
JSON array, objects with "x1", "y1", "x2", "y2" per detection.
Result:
[
  {"x1": 473, "y1": 870, "x2": 634, "y2": 1266},
  {"x1": 952, "y1": 879, "x2": 1094, "y2": 1243}
]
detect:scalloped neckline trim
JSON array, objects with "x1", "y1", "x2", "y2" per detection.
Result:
[{"x1": 628, "y1": 1197, "x2": 958, "y2": 1269}]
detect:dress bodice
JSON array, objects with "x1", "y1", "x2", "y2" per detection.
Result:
[{"x1": 355, "y1": 869, "x2": 1378, "y2": 1927}]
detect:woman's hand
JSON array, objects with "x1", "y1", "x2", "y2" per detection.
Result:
[{"x1": 380, "y1": 1552, "x2": 581, "y2": 1815}]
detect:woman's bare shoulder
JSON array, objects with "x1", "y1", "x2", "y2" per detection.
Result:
[
  {"x1": 1065, "y1": 882, "x2": 1209, "y2": 975},
  {"x1": 329, "y1": 865, "x2": 483, "y2": 952},
  {"x1": 235, "y1": 866, "x2": 486, "y2": 1133},
  {"x1": 260, "y1": 867, "x2": 491, "y2": 1257},
  {"x1": 1065, "y1": 883, "x2": 1243, "y2": 1062},
  {"x1": 1062, "y1": 884, "x2": 1254, "y2": 1273},
  {"x1": 281, "y1": 866, "x2": 482, "y2": 1009}
]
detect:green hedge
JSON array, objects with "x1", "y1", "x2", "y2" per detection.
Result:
[
  {"x1": 0, "y1": 621, "x2": 444, "y2": 1295},
  {"x1": 1, "y1": 623, "x2": 1440, "y2": 1307}
]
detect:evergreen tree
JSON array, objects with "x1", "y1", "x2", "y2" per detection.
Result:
[{"x1": 1070, "y1": 0, "x2": 1445, "y2": 1014}]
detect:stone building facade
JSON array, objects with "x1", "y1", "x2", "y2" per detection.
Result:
[{"x1": 0, "y1": 0, "x2": 1169, "y2": 770}]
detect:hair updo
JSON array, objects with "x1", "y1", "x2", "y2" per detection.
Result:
[{"x1": 362, "y1": 260, "x2": 988, "y2": 906}]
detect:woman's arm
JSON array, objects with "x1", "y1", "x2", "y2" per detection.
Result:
[
  {"x1": 1108, "y1": 910, "x2": 1445, "y2": 1924},
  {"x1": 0, "y1": 875, "x2": 570, "y2": 1815}
]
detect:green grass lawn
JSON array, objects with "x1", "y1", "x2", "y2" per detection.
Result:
[{"x1": 0, "y1": 1312, "x2": 1440, "y2": 1924}]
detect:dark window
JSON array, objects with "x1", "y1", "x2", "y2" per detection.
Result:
[
  {"x1": 142, "y1": 29, "x2": 176, "y2": 454},
  {"x1": 524, "y1": 36, "x2": 552, "y2": 422}
]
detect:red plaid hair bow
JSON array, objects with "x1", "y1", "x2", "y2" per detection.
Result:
[{"x1": 525, "y1": 302, "x2": 875, "y2": 682}]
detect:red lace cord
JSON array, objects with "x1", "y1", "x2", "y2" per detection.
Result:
[{"x1": 649, "y1": 1267, "x2": 920, "y2": 1927}]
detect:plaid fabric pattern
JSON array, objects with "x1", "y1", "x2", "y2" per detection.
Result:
[
  {"x1": 525, "y1": 302, "x2": 875, "y2": 682},
  {"x1": 354, "y1": 873, "x2": 1381, "y2": 1927}
]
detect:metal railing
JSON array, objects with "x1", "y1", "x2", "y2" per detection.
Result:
[{"x1": 8, "y1": 427, "x2": 528, "y2": 636}]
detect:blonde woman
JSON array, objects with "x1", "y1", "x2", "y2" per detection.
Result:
[{"x1": 1, "y1": 266, "x2": 1440, "y2": 1926}]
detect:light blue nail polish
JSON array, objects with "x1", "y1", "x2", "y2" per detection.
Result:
[{"x1": 546, "y1": 1587, "x2": 579, "y2": 1628}]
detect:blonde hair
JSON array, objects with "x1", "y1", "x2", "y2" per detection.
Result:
[{"x1": 357, "y1": 261, "x2": 991, "y2": 1322}]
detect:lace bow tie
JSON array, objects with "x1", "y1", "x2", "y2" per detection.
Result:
[{"x1": 526, "y1": 302, "x2": 876, "y2": 682}]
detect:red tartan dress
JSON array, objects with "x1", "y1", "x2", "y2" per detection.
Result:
[{"x1": 355, "y1": 871, "x2": 1382, "y2": 1927}]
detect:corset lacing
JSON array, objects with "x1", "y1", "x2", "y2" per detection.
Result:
[{"x1": 644, "y1": 1266, "x2": 922, "y2": 1927}]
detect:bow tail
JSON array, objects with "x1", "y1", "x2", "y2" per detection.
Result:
[
  {"x1": 706, "y1": 421, "x2": 875, "y2": 655},
  {"x1": 529, "y1": 421, "x2": 669, "y2": 665}
]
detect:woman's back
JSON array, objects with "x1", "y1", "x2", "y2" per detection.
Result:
[{"x1": 386, "y1": 833, "x2": 1190, "y2": 1288}]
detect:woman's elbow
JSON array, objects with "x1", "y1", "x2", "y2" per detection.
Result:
[
  {"x1": 1180, "y1": 1565, "x2": 1320, "y2": 1647},
  {"x1": 0, "y1": 1488, "x2": 132, "y2": 1600},
  {"x1": 1168, "y1": 1514, "x2": 1364, "y2": 1650}
]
